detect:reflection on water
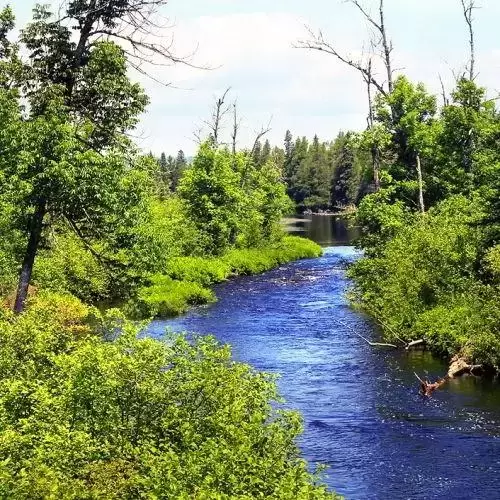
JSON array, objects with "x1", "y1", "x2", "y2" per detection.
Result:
[{"x1": 283, "y1": 214, "x2": 360, "y2": 246}]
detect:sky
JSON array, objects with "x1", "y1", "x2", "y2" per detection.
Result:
[{"x1": 13, "y1": 0, "x2": 500, "y2": 155}]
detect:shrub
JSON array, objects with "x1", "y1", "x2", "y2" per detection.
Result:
[
  {"x1": 224, "y1": 237, "x2": 322, "y2": 275},
  {"x1": 0, "y1": 295, "x2": 337, "y2": 498},
  {"x1": 348, "y1": 195, "x2": 500, "y2": 365},
  {"x1": 165, "y1": 256, "x2": 231, "y2": 286},
  {"x1": 133, "y1": 275, "x2": 215, "y2": 318}
]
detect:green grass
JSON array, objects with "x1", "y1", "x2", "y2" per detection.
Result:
[{"x1": 131, "y1": 236, "x2": 322, "y2": 319}]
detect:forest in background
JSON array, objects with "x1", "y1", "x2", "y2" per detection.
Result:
[{"x1": 157, "y1": 129, "x2": 373, "y2": 213}]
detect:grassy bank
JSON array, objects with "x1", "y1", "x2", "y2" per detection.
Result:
[{"x1": 129, "y1": 236, "x2": 322, "y2": 319}]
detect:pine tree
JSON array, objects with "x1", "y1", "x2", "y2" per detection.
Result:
[
  {"x1": 171, "y1": 150, "x2": 187, "y2": 191},
  {"x1": 261, "y1": 139, "x2": 271, "y2": 167}
]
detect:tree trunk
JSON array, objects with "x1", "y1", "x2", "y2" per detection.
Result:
[
  {"x1": 372, "y1": 146, "x2": 381, "y2": 192},
  {"x1": 14, "y1": 200, "x2": 46, "y2": 313},
  {"x1": 379, "y1": 0, "x2": 393, "y2": 93},
  {"x1": 416, "y1": 154, "x2": 425, "y2": 213}
]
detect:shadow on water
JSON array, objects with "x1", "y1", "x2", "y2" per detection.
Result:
[
  {"x1": 145, "y1": 219, "x2": 500, "y2": 499},
  {"x1": 283, "y1": 214, "x2": 360, "y2": 247}
]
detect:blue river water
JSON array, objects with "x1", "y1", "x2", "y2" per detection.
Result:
[{"x1": 146, "y1": 216, "x2": 500, "y2": 499}]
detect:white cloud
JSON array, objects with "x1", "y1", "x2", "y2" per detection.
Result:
[{"x1": 135, "y1": 10, "x2": 370, "y2": 154}]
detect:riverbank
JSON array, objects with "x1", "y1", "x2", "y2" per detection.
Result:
[
  {"x1": 128, "y1": 235, "x2": 322, "y2": 318},
  {"x1": 347, "y1": 196, "x2": 500, "y2": 376}
]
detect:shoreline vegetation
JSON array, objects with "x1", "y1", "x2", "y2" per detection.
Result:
[{"x1": 128, "y1": 235, "x2": 322, "y2": 319}]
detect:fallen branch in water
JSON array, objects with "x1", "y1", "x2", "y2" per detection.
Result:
[
  {"x1": 414, "y1": 372, "x2": 449, "y2": 396},
  {"x1": 415, "y1": 356, "x2": 485, "y2": 397},
  {"x1": 354, "y1": 332, "x2": 398, "y2": 348},
  {"x1": 405, "y1": 339, "x2": 426, "y2": 350},
  {"x1": 333, "y1": 317, "x2": 398, "y2": 348}
]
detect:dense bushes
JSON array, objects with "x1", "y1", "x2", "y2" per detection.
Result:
[
  {"x1": 349, "y1": 195, "x2": 500, "y2": 367},
  {"x1": 133, "y1": 236, "x2": 322, "y2": 318},
  {"x1": 0, "y1": 294, "x2": 336, "y2": 498}
]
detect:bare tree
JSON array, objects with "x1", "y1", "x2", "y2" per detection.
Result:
[
  {"x1": 460, "y1": 0, "x2": 478, "y2": 81},
  {"x1": 347, "y1": 0, "x2": 394, "y2": 92},
  {"x1": 295, "y1": 26, "x2": 387, "y2": 97},
  {"x1": 203, "y1": 87, "x2": 231, "y2": 147},
  {"x1": 231, "y1": 101, "x2": 241, "y2": 157},
  {"x1": 438, "y1": 74, "x2": 449, "y2": 107},
  {"x1": 295, "y1": 1, "x2": 395, "y2": 192}
]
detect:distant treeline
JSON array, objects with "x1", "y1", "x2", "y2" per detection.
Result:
[{"x1": 157, "y1": 130, "x2": 373, "y2": 212}]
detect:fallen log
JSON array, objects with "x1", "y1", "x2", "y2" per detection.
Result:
[
  {"x1": 355, "y1": 332, "x2": 398, "y2": 349},
  {"x1": 415, "y1": 356, "x2": 484, "y2": 397},
  {"x1": 405, "y1": 339, "x2": 426, "y2": 350}
]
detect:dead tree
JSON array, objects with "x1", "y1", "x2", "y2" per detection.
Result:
[
  {"x1": 295, "y1": 25, "x2": 387, "y2": 97},
  {"x1": 204, "y1": 87, "x2": 231, "y2": 147},
  {"x1": 364, "y1": 58, "x2": 381, "y2": 191},
  {"x1": 295, "y1": 0, "x2": 395, "y2": 192},
  {"x1": 231, "y1": 101, "x2": 241, "y2": 157},
  {"x1": 438, "y1": 74, "x2": 449, "y2": 107},
  {"x1": 347, "y1": 0, "x2": 394, "y2": 92},
  {"x1": 416, "y1": 154, "x2": 425, "y2": 213},
  {"x1": 460, "y1": 0, "x2": 478, "y2": 81}
]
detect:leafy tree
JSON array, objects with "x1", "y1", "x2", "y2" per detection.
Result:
[
  {"x1": 179, "y1": 144, "x2": 244, "y2": 254},
  {"x1": 0, "y1": 3, "x2": 169, "y2": 312}
]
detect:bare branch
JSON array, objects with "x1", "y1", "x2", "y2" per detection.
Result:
[
  {"x1": 294, "y1": 26, "x2": 387, "y2": 96},
  {"x1": 438, "y1": 73, "x2": 449, "y2": 106},
  {"x1": 241, "y1": 118, "x2": 272, "y2": 186},
  {"x1": 203, "y1": 87, "x2": 231, "y2": 147},
  {"x1": 460, "y1": 0, "x2": 478, "y2": 80},
  {"x1": 346, "y1": 0, "x2": 381, "y2": 31},
  {"x1": 346, "y1": 0, "x2": 393, "y2": 91}
]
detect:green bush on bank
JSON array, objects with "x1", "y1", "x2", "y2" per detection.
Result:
[
  {"x1": 133, "y1": 236, "x2": 322, "y2": 319},
  {"x1": 349, "y1": 195, "x2": 500, "y2": 367},
  {"x1": 165, "y1": 256, "x2": 231, "y2": 286},
  {"x1": 130, "y1": 275, "x2": 216, "y2": 318},
  {"x1": 0, "y1": 293, "x2": 337, "y2": 498},
  {"x1": 225, "y1": 236, "x2": 322, "y2": 275}
]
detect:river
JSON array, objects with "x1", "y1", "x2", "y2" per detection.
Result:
[{"x1": 146, "y1": 215, "x2": 500, "y2": 499}]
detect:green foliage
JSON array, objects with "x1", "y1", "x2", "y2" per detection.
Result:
[
  {"x1": 134, "y1": 275, "x2": 216, "y2": 318},
  {"x1": 349, "y1": 195, "x2": 500, "y2": 365},
  {"x1": 283, "y1": 131, "x2": 372, "y2": 211},
  {"x1": 179, "y1": 144, "x2": 245, "y2": 254},
  {"x1": 0, "y1": 295, "x2": 336, "y2": 498},
  {"x1": 239, "y1": 157, "x2": 293, "y2": 247},
  {"x1": 165, "y1": 257, "x2": 231, "y2": 286},
  {"x1": 483, "y1": 245, "x2": 500, "y2": 284},
  {"x1": 224, "y1": 236, "x2": 322, "y2": 275},
  {"x1": 33, "y1": 231, "x2": 110, "y2": 303},
  {"x1": 354, "y1": 188, "x2": 410, "y2": 256},
  {"x1": 345, "y1": 70, "x2": 500, "y2": 372},
  {"x1": 130, "y1": 236, "x2": 321, "y2": 319}
]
